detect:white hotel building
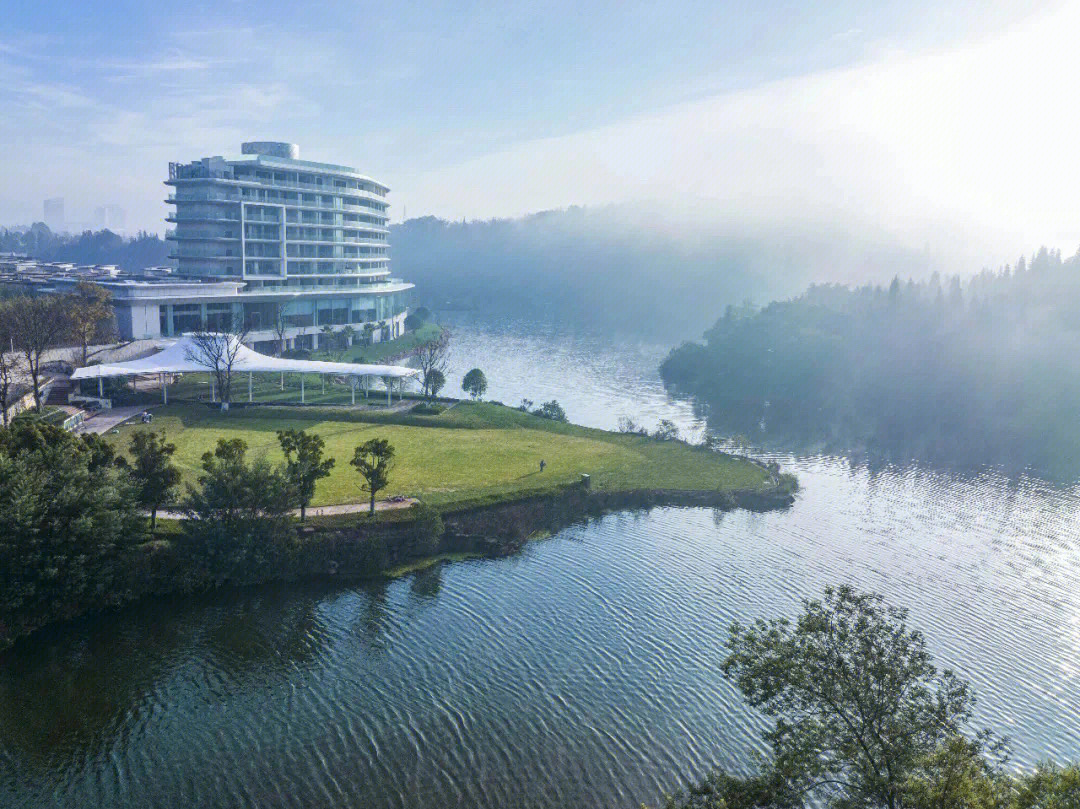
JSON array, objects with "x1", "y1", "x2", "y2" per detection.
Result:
[{"x1": 158, "y1": 141, "x2": 412, "y2": 352}]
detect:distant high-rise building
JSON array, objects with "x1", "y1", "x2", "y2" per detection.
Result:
[
  {"x1": 94, "y1": 204, "x2": 127, "y2": 231},
  {"x1": 43, "y1": 198, "x2": 64, "y2": 232}
]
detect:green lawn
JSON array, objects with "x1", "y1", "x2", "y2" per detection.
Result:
[
  {"x1": 316, "y1": 322, "x2": 444, "y2": 364},
  {"x1": 104, "y1": 402, "x2": 772, "y2": 508}
]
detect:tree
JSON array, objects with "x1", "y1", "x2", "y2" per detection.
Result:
[
  {"x1": 8, "y1": 295, "x2": 69, "y2": 410},
  {"x1": 184, "y1": 313, "x2": 251, "y2": 411},
  {"x1": 462, "y1": 368, "x2": 487, "y2": 400},
  {"x1": 361, "y1": 322, "x2": 376, "y2": 346},
  {"x1": 412, "y1": 328, "x2": 451, "y2": 398},
  {"x1": 277, "y1": 429, "x2": 335, "y2": 521},
  {"x1": 126, "y1": 430, "x2": 181, "y2": 533},
  {"x1": 350, "y1": 437, "x2": 395, "y2": 514},
  {"x1": 67, "y1": 281, "x2": 115, "y2": 367},
  {"x1": 0, "y1": 419, "x2": 142, "y2": 649},
  {"x1": 340, "y1": 324, "x2": 356, "y2": 348},
  {"x1": 0, "y1": 301, "x2": 23, "y2": 426},
  {"x1": 532, "y1": 400, "x2": 567, "y2": 422},
  {"x1": 901, "y1": 736, "x2": 1008, "y2": 809},
  {"x1": 271, "y1": 301, "x2": 290, "y2": 356},
  {"x1": 179, "y1": 438, "x2": 294, "y2": 588},
  {"x1": 426, "y1": 368, "x2": 446, "y2": 400},
  {"x1": 320, "y1": 324, "x2": 336, "y2": 351},
  {"x1": 720, "y1": 585, "x2": 976, "y2": 809},
  {"x1": 653, "y1": 419, "x2": 680, "y2": 441}
]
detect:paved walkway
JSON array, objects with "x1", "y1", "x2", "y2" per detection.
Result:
[
  {"x1": 155, "y1": 497, "x2": 418, "y2": 521},
  {"x1": 74, "y1": 406, "x2": 149, "y2": 435}
]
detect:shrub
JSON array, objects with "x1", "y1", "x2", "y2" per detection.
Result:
[
  {"x1": 532, "y1": 400, "x2": 568, "y2": 422},
  {"x1": 411, "y1": 402, "x2": 445, "y2": 415},
  {"x1": 407, "y1": 503, "x2": 445, "y2": 556},
  {"x1": 652, "y1": 419, "x2": 680, "y2": 441}
]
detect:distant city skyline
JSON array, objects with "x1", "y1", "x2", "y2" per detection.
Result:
[{"x1": 2, "y1": 0, "x2": 1078, "y2": 264}]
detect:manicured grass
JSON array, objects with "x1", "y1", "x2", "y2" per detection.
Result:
[
  {"x1": 320, "y1": 322, "x2": 444, "y2": 363},
  {"x1": 105, "y1": 402, "x2": 772, "y2": 509}
]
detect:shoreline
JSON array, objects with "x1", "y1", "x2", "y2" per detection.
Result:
[{"x1": 2, "y1": 481, "x2": 795, "y2": 653}]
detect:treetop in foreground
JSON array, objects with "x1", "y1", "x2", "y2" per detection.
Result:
[{"x1": 662, "y1": 584, "x2": 1079, "y2": 809}]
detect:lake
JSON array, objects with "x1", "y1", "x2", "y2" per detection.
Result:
[{"x1": 2, "y1": 314, "x2": 1079, "y2": 809}]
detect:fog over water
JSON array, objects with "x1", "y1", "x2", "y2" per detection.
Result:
[{"x1": 2, "y1": 315, "x2": 1079, "y2": 809}]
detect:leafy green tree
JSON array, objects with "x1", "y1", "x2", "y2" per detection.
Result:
[
  {"x1": 127, "y1": 430, "x2": 181, "y2": 533},
  {"x1": 532, "y1": 400, "x2": 568, "y2": 422},
  {"x1": 426, "y1": 368, "x2": 446, "y2": 400},
  {"x1": 902, "y1": 736, "x2": 1009, "y2": 809},
  {"x1": 721, "y1": 585, "x2": 975, "y2": 809},
  {"x1": 340, "y1": 324, "x2": 356, "y2": 348},
  {"x1": 1013, "y1": 763, "x2": 1080, "y2": 809},
  {"x1": 179, "y1": 438, "x2": 294, "y2": 588},
  {"x1": 0, "y1": 420, "x2": 142, "y2": 649},
  {"x1": 462, "y1": 368, "x2": 487, "y2": 400},
  {"x1": 276, "y1": 428, "x2": 335, "y2": 521},
  {"x1": 350, "y1": 437, "x2": 395, "y2": 514}
]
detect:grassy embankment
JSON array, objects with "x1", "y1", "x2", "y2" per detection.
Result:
[{"x1": 105, "y1": 401, "x2": 775, "y2": 512}]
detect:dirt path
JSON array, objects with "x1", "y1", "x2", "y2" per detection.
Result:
[{"x1": 154, "y1": 497, "x2": 418, "y2": 521}]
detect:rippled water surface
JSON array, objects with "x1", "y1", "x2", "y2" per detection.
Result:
[{"x1": 3, "y1": 315, "x2": 1080, "y2": 809}]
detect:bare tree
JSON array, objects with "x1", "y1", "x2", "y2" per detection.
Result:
[
  {"x1": 184, "y1": 313, "x2": 251, "y2": 412},
  {"x1": 9, "y1": 295, "x2": 69, "y2": 411},
  {"x1": 411, "y1": 327, "x2": 451, "y2": 399},
  {"x1": 270, "y1": 301, "x2": 290, "y2": 390},
  {"x1": 0, "y1": 301, "x2": 25, "y2": 425},
  {"x1": 67, "y1": 281, "x2": 116, "y2": 367},
  {"x1": 271, "y1": 301, "x2": 289, "y2": 356}
]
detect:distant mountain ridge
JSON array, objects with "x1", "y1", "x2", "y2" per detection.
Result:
[{"x1": 390, "y1": 204, "x2": 952, "y2": 340}]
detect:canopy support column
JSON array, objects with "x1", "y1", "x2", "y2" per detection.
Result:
[
  {"x1": 301, "y1": 376, "x2": 305, "y2": 404},
  {"x1": 387, "y1": 379, "x2": 391, "y2": 406},
  {"x1": 248, "y1": 371, "x2": 253, "y2": 403},
  {"x1": 162, "y1": 374, "x2": 167, "y2": 405},
  {"x1": 98, "y1": 377, "x2": 103, "y2": 397},
  {"x1": 351, "y1": 380, "x2": 355, "y2": 406}
]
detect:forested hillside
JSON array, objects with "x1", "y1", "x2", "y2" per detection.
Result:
[
  {"x1": 661, "y1": 247, "x2": 1080, "y2": 478},
  {"x1": 391, "y1": 206, "x2": 940, "y2": 340}
]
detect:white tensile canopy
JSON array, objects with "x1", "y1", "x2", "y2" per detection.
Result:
[{"x1": 71, "y1": 333, "x2": 419, "y2": 405}]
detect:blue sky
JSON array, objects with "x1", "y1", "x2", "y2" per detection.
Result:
[{"x1": 1, "y1": 0, "x2": 1075, "y2": 258}]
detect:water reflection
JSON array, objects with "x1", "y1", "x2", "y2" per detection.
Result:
[{"x1": 2, "y1": 315, "x2": 1079, "y2": 809}]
